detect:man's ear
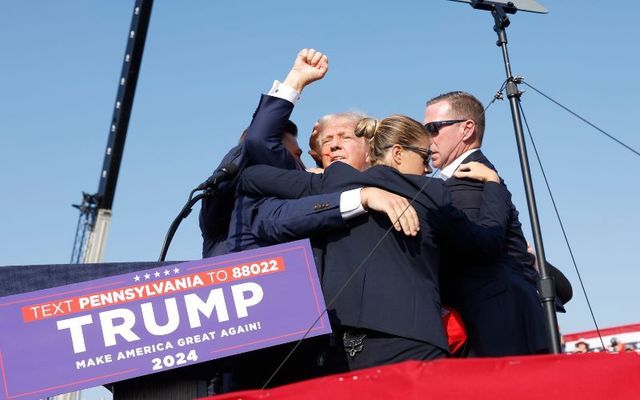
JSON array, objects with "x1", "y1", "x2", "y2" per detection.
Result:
[{"x1": 461, "y1": 120, "x2": 476, "y2": 142}]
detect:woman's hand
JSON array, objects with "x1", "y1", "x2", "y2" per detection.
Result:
[
  {"x1": 453, "y1": 161, "x2": 500, "y2": 183},
  {"x1": 360, "y1": 187, "x2": 420, "y2": 236}
]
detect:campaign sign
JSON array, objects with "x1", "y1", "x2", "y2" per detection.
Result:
[{"x1": 0, "y1": 240, "x2": 330, "y2": 400}]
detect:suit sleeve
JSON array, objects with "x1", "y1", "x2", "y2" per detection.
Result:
[
  {"x1": 250, "y1": 193, "x2": 347, "y2": 243},
  {"x1": 240, "y1": 165, "x2": 323, "y2": 198},
  {"x1": 438, "y1": 182, "x2": 511, "y2": 259},
  {"x1": 240, "y1": 161, "x2": 372, "y2": 199},
  {"x1": 244, "y1": 95, "x2": 301, "y2": 169},
  {"x1": 445, "y1": 178, "x2": 484, "y2": 220}
]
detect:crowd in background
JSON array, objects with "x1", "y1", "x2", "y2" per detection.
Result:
[{"x1": 569, "y1": 337, "x2": 640, "y2": 354}]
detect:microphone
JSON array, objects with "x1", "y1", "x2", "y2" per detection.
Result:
[{"x1": 195, "y1": 163, "x2": 239, "y2": 191}]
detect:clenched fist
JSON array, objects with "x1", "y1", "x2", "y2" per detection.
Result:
[{"x1": 283, "y1": 48, "x2": 329, "y2": 93}]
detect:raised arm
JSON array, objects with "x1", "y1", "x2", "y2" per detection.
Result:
[{"x1": 244, "y1": 49, "x2": 329, "y2": 168}]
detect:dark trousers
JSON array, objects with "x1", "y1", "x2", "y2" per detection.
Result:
[
  {"x1": 324, "y1": 328, "x2": 447, "y2": 374},
  {"x1": 226, "y1": 329, "x2": 446, "y2": 391}
]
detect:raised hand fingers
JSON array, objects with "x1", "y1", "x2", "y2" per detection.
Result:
[
  {"x1": 317, "y1": 54, "x2": 329, "y2": 73},
  {"x1": 300, "y1": 48, "x2": 320, "y2": 66},
  {"x1": 306, "y1": 48, "x2": 316, "y2": 63},
  {"x1": 299, "y1": 48, "x2": 326, "y2": 67},
  {"x1": 297, "y1": 48, "x2": 318, "y2": 65},
  {"x1": 309, "y1": 49, "x2": 323, "y2": 66}
]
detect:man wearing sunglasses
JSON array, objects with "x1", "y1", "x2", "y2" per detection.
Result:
[{"x1": 424, "y1": 91, "x2": 548, "y2": 357}]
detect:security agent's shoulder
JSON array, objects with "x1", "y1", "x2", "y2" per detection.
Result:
[
  {"x1": 465, "y1": 149, "x2": 494, "y2": 168},
  {"x1": 447, "y1": 151, "x2": 506, "y2": 189},
  {"x1": 366, "y1": 165, "x2": 451, "y2": 207},
  {"x1": 445, "y1": 175, "x2": 485, "y2": 192},
  {"x1": 460, "y1": 149, "x2": 498, "y2": 172}
]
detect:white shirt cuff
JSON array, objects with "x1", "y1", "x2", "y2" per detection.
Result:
[
  {"x1": 340, "y1": 188, "x2": 366, "y2": 220},
  {"x1": 268, "y1": 80, "x2": 300, "y2": 104}
]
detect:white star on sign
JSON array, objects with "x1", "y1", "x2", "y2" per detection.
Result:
[
  {"x1": 154, "y1": 271, "x2": 161, "y2": 278},
  {"x1": 164, "y1": 269, "x2": 171, "y2": 276},
  {"x1": 133, "y1": 275, "x2": 140, "y2": 282},
  {"x1": 173, "y1": 267, "x2": 180, "y2": 274},
  {"x1": 144, "y1": 273, "x2": 151, "y2": 280}
]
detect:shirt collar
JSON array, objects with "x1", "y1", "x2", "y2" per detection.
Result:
[{"x1": 439, "y1": 148, "x2": 480, "y2": 180}]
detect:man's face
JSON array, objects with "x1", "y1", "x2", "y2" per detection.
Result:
[
  {"x1": 319, "y1": 118, "x2": 369, "y2": 171},
  {"x1": 423, "y1": 101, "x2": 467, "y2": 169}
]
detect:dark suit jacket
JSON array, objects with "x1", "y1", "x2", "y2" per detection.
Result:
[
  {"x1": 200, "y1": 94, "x2": 308, "y2": 257},
  {"x1": 240, "y1": 162, "x2": 513, "y2": 351},
  {"x1": 440, "y1": 150, "x2": 548, "y2": 356}
]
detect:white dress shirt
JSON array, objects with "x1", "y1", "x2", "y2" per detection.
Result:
[
  {"x1": 439, "y1": 148, "x2": 480, "y2": 180},
  {"x1": 268, "y1": 80, "x2": 300, "y2": 104}
]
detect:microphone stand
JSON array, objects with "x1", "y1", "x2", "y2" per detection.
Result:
[
  {"x1": 470, "y1": 0, "x2": 562, "y2": 353},
  {"x1": 158, "y1": 188, "x2": 212, "y2": 262}
]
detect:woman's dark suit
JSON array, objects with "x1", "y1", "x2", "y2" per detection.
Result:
[{"x1": 240, "y1": 161, "x2": 512, "y2": 362}]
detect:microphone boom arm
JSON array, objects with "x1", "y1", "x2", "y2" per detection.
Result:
[{"x1": 158, "y1": 189, "x2": 213, "y2": 262}]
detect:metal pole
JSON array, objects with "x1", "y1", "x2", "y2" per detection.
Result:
[{"x1": 492, "y1": 6, "x2": 562, "y2": 354}]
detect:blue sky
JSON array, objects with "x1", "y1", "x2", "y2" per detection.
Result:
[{"x1": 2, "y1": 0, "x2": 639, "y2": 343}]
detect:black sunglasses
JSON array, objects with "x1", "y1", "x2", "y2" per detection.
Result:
[
  {"x1": 384, "y1": 144, "x2": 432, "y2": 167},
  {"x1": 424, "y1": 119, "x2": 466, "y2": 135}
]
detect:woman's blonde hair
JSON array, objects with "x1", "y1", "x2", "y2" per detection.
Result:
[{"x1": 354, "y1": 114, "x2": 429, "y2": 164}]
